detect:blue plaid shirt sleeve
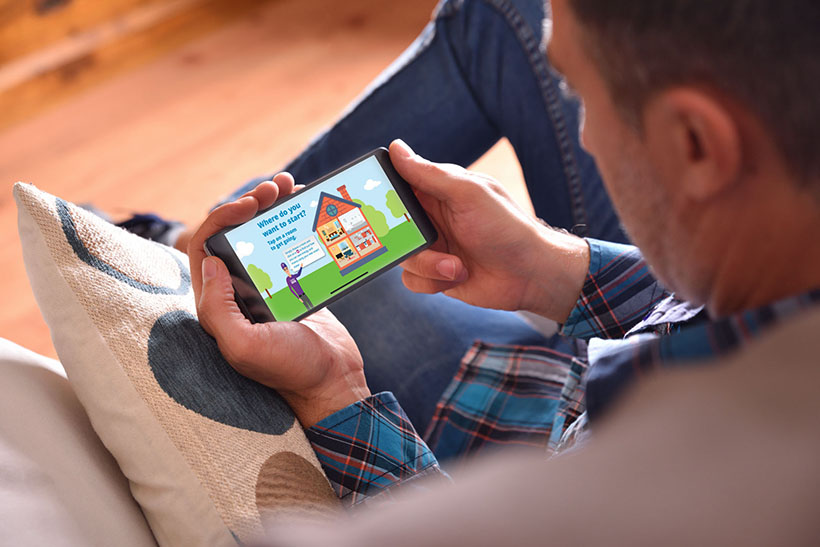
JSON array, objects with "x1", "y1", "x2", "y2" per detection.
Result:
[
  {"x1": 304, "y1": 392, "x2": 445, "y2": 507},
  {"x1": 561, "y1": 239, "x2": 670, "y2": 340}
]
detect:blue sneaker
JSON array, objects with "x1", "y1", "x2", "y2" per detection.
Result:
[{"x1": 116, "y1": 213, "x2": 185, "y2": 247}]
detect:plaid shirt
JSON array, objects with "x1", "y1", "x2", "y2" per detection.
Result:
[
  {"x1": 304, "y1": 393, "x2": 440, "y2": 506},
  {"x1": 306, "y1": 239, "x2": 820, "y2": 506}
]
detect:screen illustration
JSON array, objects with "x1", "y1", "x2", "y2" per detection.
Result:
[{"x1": 225, "y1": 156, "x2": 427, "y2": 321}]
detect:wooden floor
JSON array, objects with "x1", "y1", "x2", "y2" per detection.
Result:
[{"x1": 0, "y1": 0, "x2": 527, "y2": 358}]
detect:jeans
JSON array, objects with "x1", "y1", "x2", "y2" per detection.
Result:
[{"x1": 230, "y1": 0, "x2": 627, "y2": 433}]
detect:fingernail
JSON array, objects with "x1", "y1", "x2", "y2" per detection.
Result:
[
  {"x1": 202, "y1": 257, "x2": 217, "y2": 281},
  {"x1": 393, "y1": 139, "x2": 414, "y2": 158},
  {"x1": 436, "y1": 259, "x2": 457, "y2": 280}
]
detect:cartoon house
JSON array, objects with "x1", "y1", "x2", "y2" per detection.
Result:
[{"x1": 312, "y1": 185, "x2": 388, "y2": 275}]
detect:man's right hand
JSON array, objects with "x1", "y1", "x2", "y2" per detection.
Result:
[{"x1": 392, "y1": 140, "x2": 591, "y2": 323}]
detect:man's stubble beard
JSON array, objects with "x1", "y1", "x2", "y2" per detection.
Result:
[{"x1": 603, "y1": 141, "x2": 683, "y2": 296}]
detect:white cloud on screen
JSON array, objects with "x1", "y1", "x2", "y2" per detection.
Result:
[
  {"x1": 363, "y1": 179, "x2": 382, "y2": 191},
  {"x1": 235, "y1": 241, "x2": 254, "y2": 259}
]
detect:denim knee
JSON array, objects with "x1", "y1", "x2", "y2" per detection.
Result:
[{"x1": 433, "y1": 0, "x2": 548, "y2": 45}]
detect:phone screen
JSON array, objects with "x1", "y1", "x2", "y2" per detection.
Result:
[{"x1": 223, "y1": 154, "x2": 429, "y2": 321}]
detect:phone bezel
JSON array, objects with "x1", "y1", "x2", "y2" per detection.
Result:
[{"x1": 205, "y1": 147, "x2": 438, "y2": 323}]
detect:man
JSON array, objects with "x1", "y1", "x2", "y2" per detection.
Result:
[
  {"x1": 189, "y1": 0, "x2": 820, "y2": 510},
  {"x1": 123, "y1": 0, "x2": 614, "y2": 435},
  {"x1": 282, "y1": 262, "x2": 313, "y2": 310}
]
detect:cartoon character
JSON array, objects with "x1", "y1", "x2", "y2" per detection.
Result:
[{"x1": 281, "y1": 262, "x2": 313, "y2": 310}]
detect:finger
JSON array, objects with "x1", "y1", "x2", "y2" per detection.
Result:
[
  {"x1": 188, "y1": 195, "x2": 260, "y2": 304},
  {"x1": 401, "y1": 269, "x2": 464, "y2": 295},
  {"x1": 271, "y1": 172, "x2": 296, "y2": 198},
  {"x1": 241, "y1": 173, "x2": 295, "y2": 204},
  {"x1": 241, "y1": 181, "x2": 280, "y2": 210},
  {"x1": 402, "y1": 250, "x2": 469, "y2": 282},
  {"x1": 408, "y1": 191, "x2": 450, "y2": 254},
  {"x1": 389, "y1": 139, "x2": 472, "y2": 202},
  {"x1": 197, "y1": 256, "x2": 256, "y2": 363}
]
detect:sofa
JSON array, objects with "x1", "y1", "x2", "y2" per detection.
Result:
[{"x1": 0, "y1": 337, "x2": 158, "y2": 546}]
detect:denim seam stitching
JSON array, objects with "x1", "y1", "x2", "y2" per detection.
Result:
[{"x1": 483, "y1": 0, "x2": 589, "y2": 233}]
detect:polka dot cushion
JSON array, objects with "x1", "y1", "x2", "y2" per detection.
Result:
[{"x1": 14, "y1": 183, "x2": 338, "y2": 546}]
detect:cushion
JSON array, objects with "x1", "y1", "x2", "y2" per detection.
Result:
[
  {"x1": 14, "y1": 182, "x2": 338, "y2": 546},
  {"x1": 0, "y1": 337, "x2": 157, "y2": 547}
]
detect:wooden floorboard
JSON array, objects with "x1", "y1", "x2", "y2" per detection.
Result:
[{"x1": 0, "y1": 0, "x2": 528, "y2": 358}]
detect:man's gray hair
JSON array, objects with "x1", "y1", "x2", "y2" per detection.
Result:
[{"x1": 568, "y1": 0, "x2": 820, "y2": 186}]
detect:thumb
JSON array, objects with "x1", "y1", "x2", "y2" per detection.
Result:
[
  {"x1": 198, "y1": 257, "x2": 251, "y2": 342},
  {"x1": 389, "y1": 139, "x2": 469, "y2": 202}
]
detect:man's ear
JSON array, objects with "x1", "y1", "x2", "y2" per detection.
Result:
[{"x1": 643, "y1": 88, "x2": 742, "y2": 202}]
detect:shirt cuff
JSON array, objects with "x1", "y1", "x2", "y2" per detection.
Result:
[
  {"x1": 561, "y1": 239, "x2": 668, "y2": 340},
  {"x1": 305, "y1": 392, "x2": 440, "y2": 506}
]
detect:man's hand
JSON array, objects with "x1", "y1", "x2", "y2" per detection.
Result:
[
  {"x1": 188, "y1": 175, "x2": 369, "y2": 427},
  {"x1": 393, "y1": 140, "x2": 590, "y2": 323}
]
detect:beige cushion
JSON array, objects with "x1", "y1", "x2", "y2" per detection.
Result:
[
  {"x1": 14, "y1": 183, "x2": 338, "y2": 547},
  {"x1": 0, "y1": 338, "x2": 157, "y2": 547}
]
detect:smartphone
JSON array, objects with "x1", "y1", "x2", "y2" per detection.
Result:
[{"x1": 205, "y1": 148, "x2": 438, "y2": 323}]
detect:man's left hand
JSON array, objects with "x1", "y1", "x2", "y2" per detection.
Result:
[{"x1": 188, "y1": 175, "x2": 370, "y2": 428}]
